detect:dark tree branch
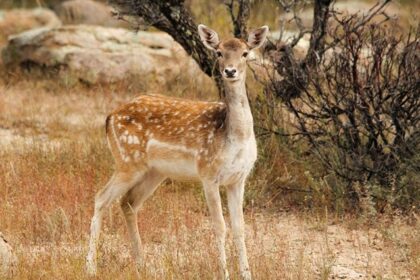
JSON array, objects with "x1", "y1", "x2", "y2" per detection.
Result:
[
  {"x1": 257, "y1": 1, "x2": 419, "y2": 210},
  {"x1": 270, "y1": 0, "x2": 333, "y2": 101},
  {"x1": 304, "y1": 0, "x2": 332, "y2": 67},
  {"x1": 225, "y1": 0, "x2": 251, "y2": 39},
  {"x1": 109, "y1": 0, "x2": 225, "y2": 97}
]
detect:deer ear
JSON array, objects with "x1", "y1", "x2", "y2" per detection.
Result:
[
  {"x1": 247, "y1": 26, "x2": 269, "y2": 50},
  {"x1": 198, "y1": 24, "x2": 220, "y2": 51}
]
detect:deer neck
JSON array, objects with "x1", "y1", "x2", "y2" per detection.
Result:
[{"x1": 223, "y1": 78, "x2": 254, "y2": 142}]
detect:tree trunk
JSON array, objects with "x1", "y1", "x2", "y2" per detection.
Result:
[
  {"x1": 109, "y1": 0, "x2": 225, "y2": 96},
  {"x1": 225, "y1": 0, "x2": 251, "y2": 39},
  {"x1": 305, "y1": 0, "x2": 332, "y2": 68}
]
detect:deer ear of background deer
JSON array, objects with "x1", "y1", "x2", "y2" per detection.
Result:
[
  {"x1": 198, "y1": 24, "x2": 220, "y2": 51},
  {"x1": 247, "y1": 26, "x2": 269, "y2": 49}
]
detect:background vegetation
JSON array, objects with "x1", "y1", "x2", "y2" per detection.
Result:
[{"x1": 0, "y1": 0, "x2": 419, "y2": 279}]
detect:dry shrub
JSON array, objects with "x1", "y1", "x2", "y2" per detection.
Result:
[
  {"x1": 262, "y1": 1, "x2": 420, "y2": 213},
  {"x1": 289, "y1": 22, "x2": 418, "y2": 212}
]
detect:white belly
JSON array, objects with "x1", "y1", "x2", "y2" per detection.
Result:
[
  {"x1": 146, "y1": 139, "x2": 199, "y2": 180},
  {"x1": 145, "y1": 137, "x2": 257, "y2": 184},
  {"x1": 149, "y1": 158, "x2": 199, "y2": 180}
]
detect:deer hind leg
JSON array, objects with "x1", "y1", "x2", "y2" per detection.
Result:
[
  {"x1": 120, "y1": 169, "x2": 165, "y2": 274},
  {"x1": 227, "y1": 178, "x2": 251, "y2": 280},
  {"x1": 202, "y1": 181, "x2": 229, "y2": 280},
  {"x1": 86, "y1": 170, "x2": 144, "y2": 276}
]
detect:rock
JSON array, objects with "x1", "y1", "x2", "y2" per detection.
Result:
[
  {"x1": 0, "y1": 232, "x2": 17, "y2": 277},
  {"x1": 53, "y1": 0, "x2": 129, "y2": 28},
  {"x1": 0, "y1": 8, "x2": 61, "y2": 44},
  {"x1": 2, "y1": 25, "x2": 198, "y2": 84}
]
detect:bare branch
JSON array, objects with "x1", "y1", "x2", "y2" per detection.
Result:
[
  {"x1": 225, "y1": 0, "x2": 251, "y2": 39},
  {"x1": 109, "y1": 0, "x2": 225, "y2": 96}
]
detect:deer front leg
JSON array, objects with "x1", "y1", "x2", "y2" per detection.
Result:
[
  {"x1": 203, "y1": 182, "x2": 229, "y2": 280},
  {"x1": 227, "y1": 179, "x2": 251, "y2": 280}
]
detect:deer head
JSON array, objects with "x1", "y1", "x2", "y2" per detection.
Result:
[{"x1": 198, "y1": 24, "x2": 269, "y2": 82}]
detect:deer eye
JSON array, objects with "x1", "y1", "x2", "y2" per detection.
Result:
[
  {"x1": 216, "y1": 51, "x2": 223, "y2": 58},
  {"x1": 242, "y1": 51, "x2": 249, "y2": 58}
]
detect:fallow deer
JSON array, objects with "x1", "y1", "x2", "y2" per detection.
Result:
[{"x1": 86, "y1": 24, "x2": 269, "y2": 280}]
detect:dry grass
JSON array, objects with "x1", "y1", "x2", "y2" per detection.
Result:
[
  {"x1": 0, "y1": 68, "x2": 418, "y2": 280},
  {"x1": 0, "y1": 1, "x2": 418, "y2": 277}
]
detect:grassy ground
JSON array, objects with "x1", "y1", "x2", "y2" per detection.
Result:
[
  {"x1": 0, "y1": 69, "x2": 418, "y2": 280},
  {"x1": 0, "y1": 1, "x2": 419, "y2": 279}
]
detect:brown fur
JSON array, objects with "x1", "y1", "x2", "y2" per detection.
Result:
[
  {"x1": 221, "y1": 39, "x2": 247, "y2": 51},
  {"x1": 108, "y1": 94, "x2": 227, "y2": 171}
]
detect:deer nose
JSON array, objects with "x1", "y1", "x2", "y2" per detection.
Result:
[{"x1": 224, "y1": 68, "x2": 237, "y2": 77}]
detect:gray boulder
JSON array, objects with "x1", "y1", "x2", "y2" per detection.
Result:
[{"x1": 2, "y1": 25, "x2": 196, "y2": 84}]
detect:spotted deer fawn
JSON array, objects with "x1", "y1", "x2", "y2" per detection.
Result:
[{"x1": 86, "y1": 24, "x2": 269, "y2": 279}]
